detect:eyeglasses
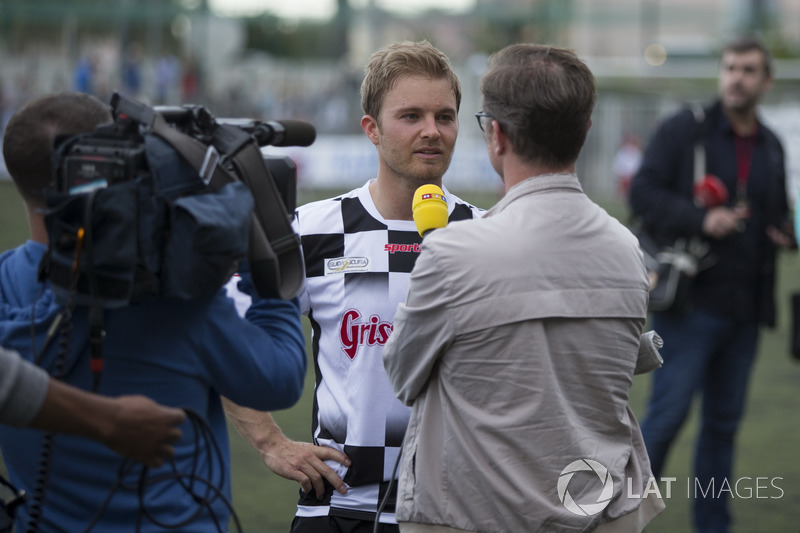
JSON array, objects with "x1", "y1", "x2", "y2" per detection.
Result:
[{"x1": 474, "y1": 111, "x2": 494, "y2": 133}]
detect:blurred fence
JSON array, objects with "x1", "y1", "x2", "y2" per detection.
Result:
[{"x1": 3, "y1": 46, "x2": 800, "y2": 203}]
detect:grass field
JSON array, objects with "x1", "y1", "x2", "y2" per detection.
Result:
[{"x1": 2, "y1": 180, "x2": 799, "y2": 532}]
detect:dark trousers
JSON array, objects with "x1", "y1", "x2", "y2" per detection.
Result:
[
  {"x1": 290, "y1": 515, "x2": 400, "y2": 533},
  {"x1": 641, "y1": 306, "x2": 758, "y2": 533}
]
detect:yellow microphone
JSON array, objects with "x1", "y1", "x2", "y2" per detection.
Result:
[{"x1": 412, "y1": 184, "x2": 449, "y2": 237}]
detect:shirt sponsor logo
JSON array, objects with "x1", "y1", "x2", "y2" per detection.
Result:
[
  {"x1": 384, "y1": 243, "x2": 421, "y2": 254},
  {"x1": 324, "y1": 257, "x2": 370, "y2": 275},
  {"x1": 339, "y1": 309, "x2": 393, "y2": 360}
]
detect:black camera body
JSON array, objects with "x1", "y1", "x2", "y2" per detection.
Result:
[
  {"x1": 57, "y1": 125, "x2": 145, "y2": 194},
  {"x1": 56, "y1": 97, "x2": 298, "y2": 211},
  {"x1": 43, "y1": 92, "x2": 311, "y2": 308}
]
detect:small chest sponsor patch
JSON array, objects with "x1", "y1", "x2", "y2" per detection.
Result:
[{"x1": 324, "y1": 256, "x2": 371, "y2": 275}]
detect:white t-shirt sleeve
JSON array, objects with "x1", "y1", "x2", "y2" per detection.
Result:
[{"x1": 0, "y1": 346, "x2": 50, "y2": 426}]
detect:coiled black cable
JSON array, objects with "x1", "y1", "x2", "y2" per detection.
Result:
[
  {"x1": 22, "y1": 432, "x2": 53, "y2": 533},
  {"x1": 25, "y1": 302, "x2": 75, "y2": 533},
  {"x1": 82, "y1": 409, "x2": 242, "y2": 533},
  {"x1": 26, "y1": 203, "x2": 90, "y2": 533}
]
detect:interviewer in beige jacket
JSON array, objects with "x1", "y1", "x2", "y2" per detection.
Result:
[{"x1": 384, "y1": 44, "x2": 664, "y2": 533}]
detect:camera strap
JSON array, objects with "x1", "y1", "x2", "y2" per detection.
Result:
[
  {"x1": 217, "y1": 125, "x2": 303, "y2": 300},
  {"x1": 690, "y1": 103, "x2": 706, "y2": 187},
  {"x1": 81, "y1": 189, "x2": 107, "y2": 391},
  {"x1": 148, "y1": 114, "x2": 303, "y2": 300}
]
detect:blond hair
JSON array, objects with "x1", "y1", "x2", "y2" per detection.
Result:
[{"x1": 360, "y1": 40, "x2": 461, "y2": 120}]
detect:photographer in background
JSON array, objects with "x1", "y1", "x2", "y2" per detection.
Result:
[
  {"x1": 629, "y1": 36, "x2": 794, "y2": 533},
  {"x1": 0, "y1": 92, "x2": 307, "y2": 532},
  {"x1": 1, "y1": 345, "x2": 184, "y2": 467}
]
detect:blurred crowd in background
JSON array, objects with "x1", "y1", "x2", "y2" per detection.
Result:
[{"x1": 3, "y1": 0, "x2": 800, "y2": 197}]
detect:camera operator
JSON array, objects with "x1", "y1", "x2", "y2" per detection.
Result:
[
  {"x1": 0, "y1": 92, "x2": 307, "y2": 532},
  {"x1": 0, "y1": 345, "x2": 184, "y2": 467}
]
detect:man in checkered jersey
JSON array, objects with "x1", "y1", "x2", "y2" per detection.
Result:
[{"x1": 224, "y1": 40, "x2": 483, "y2": 532}]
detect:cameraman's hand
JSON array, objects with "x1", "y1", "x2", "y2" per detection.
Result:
[
  {"x1": 101, "y1": 395, "x2": 185, "y2": 467},
  {"x1": 261, "y1": 433, "x2": 351, "y2": 499}
]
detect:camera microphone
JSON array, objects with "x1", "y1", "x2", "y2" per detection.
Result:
[
  {"x1": 215, "y1": 118, "x2": 317, "y2": 148},
  {"x1": 412, "y1": 184, "x2": 448, "y2": 237},
  {"x1": 253, "y1": 120, "x2": 316, "y2": 147}
]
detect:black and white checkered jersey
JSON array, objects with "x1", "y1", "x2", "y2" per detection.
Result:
[{"x1": 293, "y1": 180, "x2": 483, "y2": 523}]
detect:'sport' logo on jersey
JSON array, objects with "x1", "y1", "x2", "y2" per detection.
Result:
[
  {"x1": 324, "y1": 257, "x2": 371, "y2": 275},
  {"x1": 340, "y1": 309, "x2": 393, "y2": 360},
  {"x1": 384, "y1": 243, "x2": 421, "y2": 254}
]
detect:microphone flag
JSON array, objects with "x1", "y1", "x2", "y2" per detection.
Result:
[{"x1": 412, "y1": 184, "x2": 448, "y2": 237}]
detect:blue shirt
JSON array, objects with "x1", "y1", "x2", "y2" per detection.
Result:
[{"x1": 0, "y1": 241, "x2": 306, "y2": 532}]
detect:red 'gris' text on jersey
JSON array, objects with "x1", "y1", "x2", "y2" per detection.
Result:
[{"x1": 339, "y1": 309, "x2": 393, "y2": 360}]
